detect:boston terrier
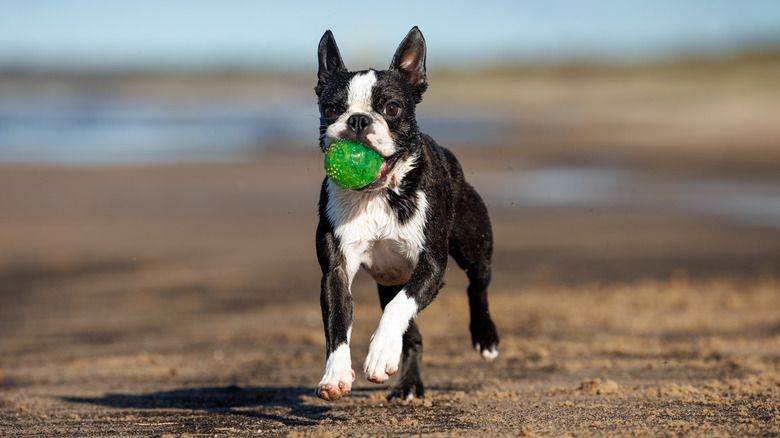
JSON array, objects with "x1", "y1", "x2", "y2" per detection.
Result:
[{"x1": 314, "y1": 26, "x2": 499, "y2": 402}]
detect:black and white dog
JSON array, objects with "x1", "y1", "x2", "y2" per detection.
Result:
[{"x1": 314, "y1": 27, "x2": 498, "y2": 402}]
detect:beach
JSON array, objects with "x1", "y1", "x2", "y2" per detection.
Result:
[{"x1": 1, "y1": 58, "x2": 780, "y2": 436}]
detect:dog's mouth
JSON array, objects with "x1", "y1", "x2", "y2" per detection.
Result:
[
  {"x1": 377, "y1": 152, "x2": 401, "y2": 180},
  {"x1": 324, "y1": 138, "x2": 404, "y2": 190},
  {"x1": 349, "y1": 149, "x2": 403, "y2": 191},
  {"x1": 364, "y1": 151, "x2": 402, "y2": 188}
]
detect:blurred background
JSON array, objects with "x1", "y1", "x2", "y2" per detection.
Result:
[
  {"x1": 2, "y1": 0, "x2": 780, "y2": 330},
  {"x1": 2, "y1": 0, "x2": 780, "y2": 163}
]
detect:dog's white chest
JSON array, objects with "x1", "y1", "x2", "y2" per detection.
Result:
[{"x1": 326, "y1": 183, "x2": 428, "y2": 286}]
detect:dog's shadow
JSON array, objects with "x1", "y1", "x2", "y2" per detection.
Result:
[{"x1": 62, "y1": 385, "x2": 340, "y2": 426}]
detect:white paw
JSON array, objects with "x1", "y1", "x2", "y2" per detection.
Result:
[
  {"x1": 476, "y1": 343, "x2": 499, "y2": 361},
  {"x1": 316, "y1": 370, "x2": 354, "y2": 401},
  {"x1": 316, "y1": 345, "x2": 355, "y2": 401},
  {"x1": 363, "y1": 332, "x2": 403, "y2": 383}
]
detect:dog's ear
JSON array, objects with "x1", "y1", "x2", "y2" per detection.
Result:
[
  {"x1": 316, "y1": 30, "x2": 346, "y2": 96},
  {"x1": 390, "y1": 26, "x2": 428, "y2": 102}
]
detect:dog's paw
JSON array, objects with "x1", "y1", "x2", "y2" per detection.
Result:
[
  {"x1": 474, "y1": 342, "x2": 499, "y2": 360},
  {"x1": 316, "y1": 368, "x2": 355, "y2": 401},
  {"x1": 387, "y1": 374, "x2": 424, "y2": 402},
  {"x1": 471, "y1": 317, "x2": 499, "y2": 361},
  {"x1": 316, "y1": 371, "x2": 355, "y2": 401},
  {"x1": 316, "y1": 345, "x2": 355, "y2": 401},
  {"x1": 363, "y1": 333, "x2": 402, "y2": 383}
]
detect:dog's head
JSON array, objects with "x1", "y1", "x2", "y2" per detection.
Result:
[{"x1": 315, "y1": 27, "x2": 428, "y2": 190}]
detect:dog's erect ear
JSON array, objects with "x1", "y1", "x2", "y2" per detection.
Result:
[
  {"x1": 390, "y1": 26, "x2": 428, "y2": 101},
  {"x1": 316, "y1": 30, "x2": 346, "y2": 96}
]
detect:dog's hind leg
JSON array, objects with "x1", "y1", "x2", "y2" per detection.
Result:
[
  {"x1": 377, "y1": 284, "x2": 425, "y2": 401},
  {"x1": 448, "y1": 184, "x2": 499, "y2": 359}
]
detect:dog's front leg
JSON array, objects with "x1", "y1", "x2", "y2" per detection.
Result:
[
  {"x1": 364, "y1": 251, "x2": 445, "y2": 383},
  {"x1": 316, "y1": 265, "x2": 355, "y2": 400}
]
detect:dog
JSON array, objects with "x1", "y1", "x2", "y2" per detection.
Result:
[{"x1": 314, "y1": 26, "x2": 498, "y2": 402}]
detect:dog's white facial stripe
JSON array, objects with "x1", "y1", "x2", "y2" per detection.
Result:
[
  {"x1": 346, "y1": 71, "x2": 377, "y2": 113},
  {"x1": 364, "y1": 291, "x2": 418, "y2": 382}
]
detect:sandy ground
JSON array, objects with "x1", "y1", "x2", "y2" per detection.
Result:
[
  {"x1": 1, "y1": 149, "x2": 779, "y2": 437},
  {"x1": 2, "y1": 59, "x2": 780, "y2": 436}
]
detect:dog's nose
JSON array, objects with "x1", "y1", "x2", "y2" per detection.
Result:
[{"x1": 346, "y1": 113, "x2": 372, "y2": 134}]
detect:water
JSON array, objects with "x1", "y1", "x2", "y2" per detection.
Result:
[
  {"x1": 475, "y1": 167, "x2": 780, "y2": 228},
  {"x1": 0, "y1": 93, "x2": 310, "y2": 164},
  {"x1": 0, "y1": 93, "x2": 506, "y2": 164}
]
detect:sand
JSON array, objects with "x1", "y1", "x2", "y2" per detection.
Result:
[{"x1": 1, "y1": 148, "x2": 779, "y2": 437}]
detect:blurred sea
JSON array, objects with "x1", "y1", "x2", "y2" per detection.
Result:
[{"x1": 0, "y1": 90, "x2": 506, "y2": 164}]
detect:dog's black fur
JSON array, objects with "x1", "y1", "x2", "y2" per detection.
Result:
[{"x1": 314, "y1": 27, "x2": 498, "y2": 402}]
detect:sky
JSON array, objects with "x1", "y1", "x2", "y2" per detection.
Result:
[{"x1": 1, "y1": 0, "x2": 780, "y2": 71}]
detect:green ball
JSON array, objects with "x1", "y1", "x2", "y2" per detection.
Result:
[{"x1": 324, "y1": 140, "x2": 384, "y2": 190}]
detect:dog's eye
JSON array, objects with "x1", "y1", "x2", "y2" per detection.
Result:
[
  {"x1": 323, "y1": 106, "x2": 339, "y2": 119},
  {"x1": 383, "y1": 102, "x2": 401, "y2": 117}
]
